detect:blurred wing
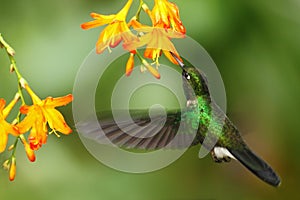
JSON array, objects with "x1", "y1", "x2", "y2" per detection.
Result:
[{"x1": 77, "y1": 109, "x2": 197, "y2": 150}]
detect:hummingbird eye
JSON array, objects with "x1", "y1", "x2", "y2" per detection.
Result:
[{"x1": 182, "y1": 70, "x2": 191, "y2": 80}]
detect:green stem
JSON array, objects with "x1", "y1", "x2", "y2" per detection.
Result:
[
  {"x1": 0, "y1": 34, "x2": 26, "y2": 105},
  {"x1": 11, "y1": 137, "x2": 19, "y2": 158},
  {"x1": 135, "y1": 0, "x2": 144, "y2": 21},
  {"x1": 135, "y1": 50, "x2": 145, "y2": 62},
  {"x1": 9, "y1": 56, "x2": 22, "y2": 80},
  {"x1": 9, "y1": 57, "x2": 26, "y2": 105}
]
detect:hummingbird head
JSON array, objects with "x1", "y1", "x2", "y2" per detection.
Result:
[
  {"x1": 181, "y1": 66, "x2": 210, "y2": 97},
  {"x1": 169, "y1": 52, "x2": 210, "y2": 97}
]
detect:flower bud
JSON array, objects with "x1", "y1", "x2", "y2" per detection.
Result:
[
  {"x1": 20, "y1": 135, "x2": 36, "y2": 162},
  {"x1": 142, "y1": 60, "x2": 161, "y2": 79},
  {"x1": 8, "y1": 144, "x2": 14, "y2": 151},
  {"x1": 2, "y1": 159, "x2": 10, "y2": 170},
  {"x1": 19, "y1": 78, "x2": 28, "y2": 89},
  {"x1": 10, "y1": 64, "x2": 15, "y2": 72},
  {"x1": 9, "y1": 157, "x2": 16, "y2": 181},
  {"x1": 7, "y1": 46, "x2": 15, "y2": 56},
  {"x1": 25, "y1": 143, "x2": 36, "y2": 162},
  {"x1": 125, "y1": 53, "x2": 135, "y2": 76}
]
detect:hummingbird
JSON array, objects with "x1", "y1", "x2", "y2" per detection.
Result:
[
  {"x1": 78, "y1": 55, "x2": 281, "y2": 187},
  {"x1": 172, "y1": 55, "x2": 281, "y2": 187}
]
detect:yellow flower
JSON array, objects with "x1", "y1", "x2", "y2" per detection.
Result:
[
  {"x1": 125, "y1": 19, "x2": 184, "y2": 66},
  {"x1": 150, "y1": 0, "x2": 186, "y2": 34},
  {"x1": 17, "y1": 82, "x2": 73, "y2": 150},
  {"x1": 81, "y1": 0, "x2": 137, "y2": 54},
  {"x1": 0, "y1": 95, "x2": 19, "y2": 153}
]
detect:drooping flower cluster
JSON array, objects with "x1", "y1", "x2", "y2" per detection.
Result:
[
  {"x1": 81, "y1": 0, "x2": 186, "y2": 78},
  {"x1": 0, "y1": 34, "x2": 73, "y2": 181}
]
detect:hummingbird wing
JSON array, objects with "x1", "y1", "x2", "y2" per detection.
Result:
[{"x1": 77, "y1": 109, "x2": 197, "y2": 150}]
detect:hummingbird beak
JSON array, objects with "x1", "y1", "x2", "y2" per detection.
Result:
[{"x1": 170, "y1": 51, "x2": 185, "y2": 68}]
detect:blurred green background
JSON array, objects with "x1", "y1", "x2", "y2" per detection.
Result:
[{"x1": 1, "y1": 0, "x2": 300, "y2": 199}]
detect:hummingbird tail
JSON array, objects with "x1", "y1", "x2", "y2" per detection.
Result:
[{"x1": 229, "y1": 148, "x2": 281, "y2": 187}]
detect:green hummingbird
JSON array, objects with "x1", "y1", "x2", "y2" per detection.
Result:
[
  {"x1": 79, "y1": 56, "x2": 281, "y2": 187},
  {"x1": 173, "y1": 56, "x2": 281, "y2": 187}
]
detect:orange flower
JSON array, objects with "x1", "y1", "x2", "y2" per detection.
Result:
[
  {"x1": 0, "y1": 95, "x2": 20, "y2": 153},
  {"x1": 81, "y1": 0, "x2": 137, "y2": 54},
  {"x1": 150, "y1": 0, "x2": 186, "y2": 34},
  {"x1": 126, "y1": 19, "x2": 184, "y2": 65},
  {"x1": 17, "y1": 81, "x2": 73, "y2": 150}
]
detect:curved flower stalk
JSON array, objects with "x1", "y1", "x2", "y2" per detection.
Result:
[{"x1": 0, "y1": 34, "x2": 73, "y2": 181}]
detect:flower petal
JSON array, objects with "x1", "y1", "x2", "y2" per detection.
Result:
[
  {"x1": 81, "y1": 13, "x2": 115, "y2": 30},
  {"x1": 0, "y1": 99, "x2": 5, "y2": 111},
  {"x1": 119, "y1": 22, "x2": 138, "y2": 43},
  {"x1": 17, "y1": 109, "x2": 39, "y2": 134},
  {"x1": 81, "y1": 21, "x2": 105, "y2": 30},
  {"x1": 0, "y1": 127, "x2": 8, "y2": 153},
  {"x1": 144, "y1": 48, "x2": 154, "y2": 60},
  {"x1": 115, "y1": 0, "x2": 133, "y2": 20},
  {"x1": 43, "y1": 108, "x2": 72, "y2": 134},
  {"x1": 19, "y1": 105, "x2": 30, "y2": 114},
  {"x1": 2, "y1": 96, "x2": 19, "y2": 119},
  {"x1": 90, "y1": 13, "x2": 116, "y2": 21},
  {"x1": 123, "y1": 33, "x2": 151, "y2": 52},
  {"x1": 130, "y1": 20, "x2": 153, "y2": 32},
  {"x1": 109, "y1": 33, "x2": 122, "y2": 48},
  {"x1": 163, "y1": 50, "x2": 182, "y2": 65},
  {"x1": 165, "y1": 29, "x2": 185, "y2": 39},
  {"x1": 95, "y1": 25, "x2": 115, "y2": 54},
  {"x1": 44, "y1": 94, "x2": 73, "y2": 107},
  {"x1": 28, "y1": 122, "x2": 47, "y2": 150},
  {"x1": 24, "y1": 84, "x2": 41, "y2": 104}
]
